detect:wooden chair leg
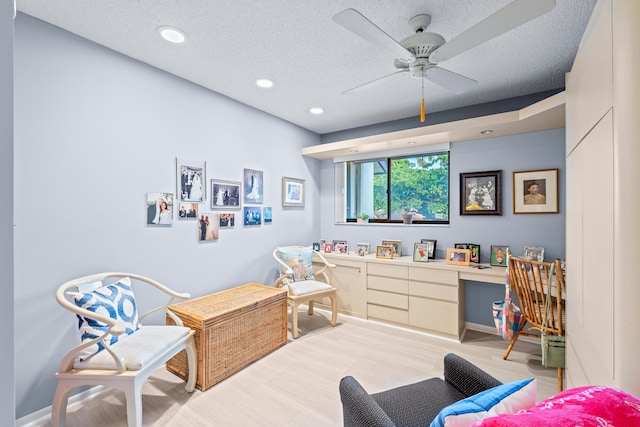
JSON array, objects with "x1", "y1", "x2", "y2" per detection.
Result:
[
  {"x1": 51, "y1": 382, "x2": 71, "y2": 427},
  {"x1": 123, "y1": 380, "x2": 143, "y2": 427},
  {"x1": 307, "y1": 300, "x2": 314, "y2": 315},
  {"x1": 290, "y1": 301, "x2": 300, "y2": 339},
  {"x1": 184, "y1": 335, "x2": 197, "y2": 392},
  {"x1": 502, "y1": 328, "x2": 525, "y2": 360},
  {"x1": 558, "y1": 367, "x2": 563, "y2": 392},
  {"x1": 330, "y1": 294, "x2": 338, "y2": 326}
]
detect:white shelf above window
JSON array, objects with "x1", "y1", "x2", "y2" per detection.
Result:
[{"x1": 301, "y1": 92, "x2": 565, "y2": 160}]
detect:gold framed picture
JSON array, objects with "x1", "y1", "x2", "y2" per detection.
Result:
[
  {"x1": 381, "y1": 239, "x2": 401, "y2": 256},
  {"x1": 376, "y1": 245, "x2": 394, "y2": 259},
  {"x1": 446, "y1": 248, "x2": 471, "y2": 266}
]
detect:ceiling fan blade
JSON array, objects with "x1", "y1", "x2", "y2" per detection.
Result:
[
  {"x1": 333, "y1": 8, "x2": 415, "y2": 62},
  {"x1": 425, "y1": 67, "x2": 478, "y2": 94},
  {"x1": 342, "y1": 70, "x2": 409, "y2": 95},
  {"x1": 429, "y1": 0, "x2": 556, "y2": 64}
]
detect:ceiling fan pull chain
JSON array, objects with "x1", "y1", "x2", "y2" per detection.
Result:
[{"x1": 420, "y1": 77, "x2": 425, "y2": 123}]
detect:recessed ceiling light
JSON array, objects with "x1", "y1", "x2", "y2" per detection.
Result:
[
  {"x1": 408, "y1": 141, "x2": 417, "y2": 145},
  {"x1": 309, "y1": 107, "x2": 324, "y2": 115},
  {"x1": 480, "y1": 129, "x2": 494, "y2": 134},
  {"x1": 256, "y1": 79, "x2": 274, "y2": 88},
  {"x1": 158, "y1": 26, "x2": 186, "y2": 43},
  {"x1": 349, "y1": 149, "x2": 359, "y2": 153}
]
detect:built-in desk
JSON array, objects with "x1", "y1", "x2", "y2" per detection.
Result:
[{"x1": 314, "y1": 252, "x2": 506, "y2": 341}]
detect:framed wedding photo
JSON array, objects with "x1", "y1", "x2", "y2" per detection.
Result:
[
  {"x1": 460, "y1": 170, "x2": 502, "y2": 215},
  {"x1": 243, "y1": 206, "x2": 262, "y2": 226},
  {"x1": 243, "y1": 168, "x2": 264, "y2": 204},
  {"x1": 177, "y1": 158, "x2": 206, "y2": 203},
  {"x1": 513, "y1": 168, "x2": 558, "y2": 214},
  {"x1": 211, "y1": 179, "x2": 241, "y2": 209},
  {"x1": 282, "y1": 176, "x2": 305, "y2": 207},
  {"x1": 446, "y1": 248, "x2": 471, "y2": 266}
]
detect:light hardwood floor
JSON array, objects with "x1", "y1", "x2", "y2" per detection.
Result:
[{"x1": 52, "y1": 311, "x2": 557, "y2": 426}]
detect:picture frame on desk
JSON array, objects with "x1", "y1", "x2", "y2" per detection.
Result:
[
  {"x1": 420, "y1": 239, "x2": 437, "y2": 259},
  {"x1": 446, "y1": 248, "x2": 471, "y2": 266},
  {"x1": 335, "y1": 243, "x2": 348, "y2": 254},
  {"x1": 323, "y1": 243, "x2": 333, "y2": 253},
  {"x1": 413, "y1": 243, "x2": 430, "y2": 262},
  {"x1": 381, "y1": 239, "x2": 401, "y2": 256},
  {"x1": 356, "y1": 243, "x2": 369, "y2": 256},
  {"x1": 512, "y1": 168, "x2": 558, "y2": 214},
  {"x1": 332, "y1": 240, "x2": 347, "y2": 252},
  {"x1": 376, "y1": 245, "x2": 394, "y2": 259},
  {"x1": 312, "y1": 242, "x2": 321, "y2": 252},
  {"x1": 490, "y1": 245, "x2": 509, "y2": 266},
  {"x1": 455, "y1": 243, "x2": 480, "y2": 263},
  {"x1": 524, "y1": 246, "x2": 544, "y2": 261}
]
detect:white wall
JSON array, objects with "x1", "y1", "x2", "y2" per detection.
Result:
[
  {"x1": 14, "y1": 14, "x2": 321, "y2": 418},
  {"x1": 1, "y1": 2, "x2": 15, "y2": 425}
]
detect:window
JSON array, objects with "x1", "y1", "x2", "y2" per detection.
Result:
[{"x1": 343, "y1": 151, "x2": 449, "y2": 224}]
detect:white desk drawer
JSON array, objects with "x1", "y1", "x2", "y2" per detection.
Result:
[
  {"x1": 368, "y1": 275, "x2": 408, "y2": 293},
  {"x1": 368, "y1": 263, "x2": 408, "y2": 279},
  {"x1": 367, "y1": 289, "x2": 408, "y2": 309},
  {"x1": 409, "y1": 281, "x2": 458, "y2": 302},
  {"x1": 409, "y1": 267, "x2": 458, "y2": 285},
  {"x1": 368, "y1": 303, "x2": 409, "y2": 324},
  {"x1": 409, "y1": 297, "x2": 458, "y2": 336}
]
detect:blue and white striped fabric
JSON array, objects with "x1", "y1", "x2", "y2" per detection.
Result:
[{"x1": 430, "y1": 378, "x2": 536, "y2": 427}]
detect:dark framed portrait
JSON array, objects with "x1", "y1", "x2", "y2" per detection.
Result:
[{"x1": 460, "y1": 170, "x2": 502, "y2": 215}]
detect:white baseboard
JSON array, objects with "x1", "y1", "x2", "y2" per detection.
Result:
[{"x1": 16, "y1": 385, "x2": 105, "y2": 427}]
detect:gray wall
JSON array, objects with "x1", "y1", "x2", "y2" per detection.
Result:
[
  {"x1": 14, "y1": 14, "x2": 320, "y2": 419},
  {"x1": 1, "y1": 3, "x2": 15, "y2": 426},
  {"x1": 320, "y1": 128, "x2": 566, "y2": 327}
]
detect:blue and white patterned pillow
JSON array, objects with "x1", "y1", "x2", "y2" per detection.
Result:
[
  {"x1": 70, "y1": 277, "x2": 140, "y2": 361},
  {"x1": 276, "y1": 246, "x2": 314, "y2": 282}
]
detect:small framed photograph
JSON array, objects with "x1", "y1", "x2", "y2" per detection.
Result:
[
  {"x1": 323, "y1": 243, "x2": 333, "y2": 253},
  {"x1": 198, "y1": 213, "x2": 219, "y2": 242},
  {"x1": 335, "y1": 243, "x2": 348, "y2": 254},
  {"x1": 178, "y1": 202, "x2": 198, "y2": 220},
  {"x1": 460, "y1": 170, "x2": 502, "y2": 215},
  {"x1": 177, "y1": 159, "x2": 206, "y2": 202},
  {"x1": 147, "y1": 192, "x2": 174, "y2": 226},
  {"x1": 356, "y1": 243, "x2": 370, "y2": 256},
  {"x1": 263, "y1": 207, "x2": 272, "y2": 223},
  {"x1": 219, "y1": 213, "x2": 235, "y2": 228},
  {"x1": 376, "y1": 245, "x2": 394, "y2": 259},
  {"x1": 244, "y1": 168, "x2": 264, "y2": 204},
  {"x1": 243, "y1": 206, "x2": 262, "y2": 226},
  {"x1": 413, "y1": 243, "x2": 430, "y2": 262},
  {"x1": 513, "y1": 168, "x2": 558, "y2": 214},
  {"x1": 490, "y1": 245, "x2": 509, "y2": 267},
  {"x1": 282, "y1": 176, "x2": 305, "y2": 207},
  {"x1": 446, "y1": 248, "x2": 471, "y2": 266},
  {"x1": 332, "y1": 240, "x2": 347, "y2": 252},
  {"x1": 420, "y1": 239, "x2": 437, "y2": 259},
  {"x1": 524, "y1": 246, "x2": 544, "y2": 261},
  {"x1": 211, "y1": 179, "x2": 241, "y2": 209},
  {"x1": 381, "y1": 239, "x2": 402, "y2": 257},
  {"x1": 454, "y1": 243, "x2": 469, "y2": 250},
  {"x1": 312, "y1": 242, "x2": 321, "y2": 252},
  {"x1": 468, "y1": 244, "x2": 481, "y2": 263}
]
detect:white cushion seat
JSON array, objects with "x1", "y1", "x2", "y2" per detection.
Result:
[
  {"x1": 286, "y1": 280, "x2": 333, "y2": 296},
  {"x1": 73, "y1": 325, "x2": 193, "y2": 371}
]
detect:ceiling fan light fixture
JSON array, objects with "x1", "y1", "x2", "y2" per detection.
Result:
[
  {"x1": 309, "y1": 107, "x2": 324, "y2": 115},
  {"x1": 158, "y1": 26, "x2": 186, "y2": 44},
  {"x1": 481, "y1": 129, "x2": 494, "y2": 134}
]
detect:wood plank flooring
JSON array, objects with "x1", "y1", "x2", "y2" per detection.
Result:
[{"x1": 52, "y1": 311, "x2": 557, "y2": 426}]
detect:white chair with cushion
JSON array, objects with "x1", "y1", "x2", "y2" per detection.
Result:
[
  {"x1": 52, "y1": 272, "x2": 197, "y2": 427},
  {"x1": 273, "y1": 246, "x2": 338, "y2": 338}
]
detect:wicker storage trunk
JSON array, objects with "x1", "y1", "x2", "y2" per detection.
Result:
[{"x1": 166, "y1": 283, "x2": 287, "y2": 391}]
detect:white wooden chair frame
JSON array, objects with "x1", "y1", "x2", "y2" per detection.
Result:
[
  {"x1": 52, "y1": 272, "x2": 197, "y2": 427},
  {"x1": 273, "y1": 247, "x2": 338, "y2": 338}
]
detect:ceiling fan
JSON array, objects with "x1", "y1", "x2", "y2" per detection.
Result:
[{"x1": 333, "y1": 0, "x2": 556, "y2": 121}]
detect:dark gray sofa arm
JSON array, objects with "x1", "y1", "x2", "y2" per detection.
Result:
[
  {"x1": 339, "y1": 376, "x2": 395, "y2": 427},
  {"x1": 443, "y1": 353, "x2": 502, "y2": 397}
]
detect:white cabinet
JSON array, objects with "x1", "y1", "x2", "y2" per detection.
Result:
[{"x1": 315, "y1": 256, "x2": 367, "y2": 318}]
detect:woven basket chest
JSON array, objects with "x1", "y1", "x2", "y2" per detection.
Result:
[{"x1": 166, "y1": 283, "x2": 287, "y2": 391}]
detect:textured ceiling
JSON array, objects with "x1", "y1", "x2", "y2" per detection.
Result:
[{"x1": 17, "y1": 0, "x2": 596, "y2": 135}]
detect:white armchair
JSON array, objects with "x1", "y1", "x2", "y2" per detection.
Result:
[
  {"x1": 52, "y1": 272, "x2": 197, "y2": 427},
  {"x1": 273, "y1": 246, "x2": 338, "y2": 338}
]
